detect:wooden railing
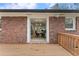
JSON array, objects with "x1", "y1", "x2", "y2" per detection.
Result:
[{"x1": 58, "y1": 32, "x2": 79, "y2": 56}]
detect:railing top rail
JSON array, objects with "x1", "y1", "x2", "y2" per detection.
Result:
[{"x1": 58, "y1": 32, "x2": 79, "y2": 39}]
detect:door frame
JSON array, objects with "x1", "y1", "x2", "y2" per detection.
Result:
[{"x1": 27, "y1": 15, "x2": 49, "y2": 43}]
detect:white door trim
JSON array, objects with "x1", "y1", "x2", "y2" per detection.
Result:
[
  {"x1": 27, "y1": 16, "x2": 49, "y2": 43},
  {"x1": 46, "y1": 17, "x2": 49, "y2": 43},
  {"x1": 27, "y1": 17, "x2": 31, "y2": 43}
]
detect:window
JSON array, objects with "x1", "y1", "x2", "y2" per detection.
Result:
[
  {"x1": 0, "y1": 17, "x2": 1, "y2": 31},
  {"x1": 65, "y1": 17, "x2": 76, "y2": 31}
]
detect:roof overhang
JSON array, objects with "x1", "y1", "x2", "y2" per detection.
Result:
[{"x1": 0, "y1": 9, "x2": 79, "y2": 13}]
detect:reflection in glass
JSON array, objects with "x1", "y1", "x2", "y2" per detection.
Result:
[{"x1": 30, "y1": 18, "x2": 46, "y2": 40}]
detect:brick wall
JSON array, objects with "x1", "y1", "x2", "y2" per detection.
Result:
[
  {"x1": 49, "y1": 16, "x2": 79, "y2": 44},
  {"x1": 1, "y1": 16, "x2": 27, "y2": 43},
  {"x1": 0, "y1": 16, "x2": 79, "y2": 44}
]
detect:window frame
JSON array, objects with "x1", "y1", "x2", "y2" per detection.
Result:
[{"x1": 65, "y1": 17, "x2": 76, "y2": 31}]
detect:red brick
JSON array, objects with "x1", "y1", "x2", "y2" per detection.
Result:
[
  {"x1": 49, "y1": 16, "x2": 79, "y2": 44},
  {"x1": 1, "y1": 16, "x2": 79, "y2": 44},
  {"x1": 1, "y1": 16, "x2": 27, "y2": 43}
]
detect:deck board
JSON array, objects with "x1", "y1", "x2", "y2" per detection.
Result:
[{"x1": 0, "y1": 44, "x2": 72, "y2": 56}]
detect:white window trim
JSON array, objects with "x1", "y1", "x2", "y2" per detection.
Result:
[
  {"x1": 65, "y1": 17, "x2": 76, "y2": 31},
  {"x1": 27, "y1": 16, "x2": 49, "y2": 43}
]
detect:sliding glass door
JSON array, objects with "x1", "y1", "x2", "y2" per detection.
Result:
[{"x1": 30, "y1": 18, "x2": 46, "y2": 42}]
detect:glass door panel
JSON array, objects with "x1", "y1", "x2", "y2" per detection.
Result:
[{"x1": 30, "y1": 18, "x2": 46, "y2": 40}]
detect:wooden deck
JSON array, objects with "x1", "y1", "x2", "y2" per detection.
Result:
[{"x1": 0, "y1": 44, "x2": 72, "y2": 56}]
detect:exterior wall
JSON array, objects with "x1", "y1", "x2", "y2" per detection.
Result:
[
  {"x1": 49, "y1": 16, "x2": 79, "y2": 44},
  {"x1": 0, "y1": 12, "x2": 79, "y2": 44},
  {"x1": 76, "y1": 17, "x2": 79, "y2": 34},
  {"x1": 49, "y1": 17, "x2": 65, "y2": 43},
  {"x1": 1, "y1": 16, "x2": 27, "y2": 43}
]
